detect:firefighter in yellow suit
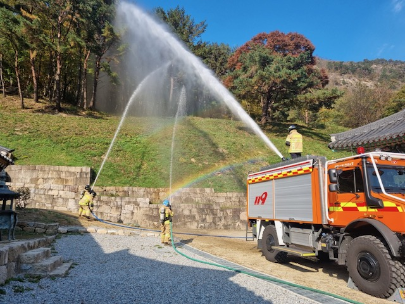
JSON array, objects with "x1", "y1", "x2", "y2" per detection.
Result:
[
  {"x1": 79, "y1": 185, "x2": 95, "y2": 220},
  {"x1": 285, "y1": 125, "x2": 303, "y2": 159},
  {"x1": 160, "y1": 199, "x2": 174, "y2": 245}
]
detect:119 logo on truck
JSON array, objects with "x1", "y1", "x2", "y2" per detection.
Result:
[
  {"x1": 253, "y1": 192, "x2": 267, "y2": 205},
  {"x1": 247, "y1": 151, "x2": 405, "y2": 299}
]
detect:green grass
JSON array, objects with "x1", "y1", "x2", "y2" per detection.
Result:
[{"x1": 0, "y1": 97, "x2": 351, "y2": 192}]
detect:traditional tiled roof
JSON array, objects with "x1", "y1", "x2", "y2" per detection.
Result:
[
  {"x1": 328, "y1": 109, "x2": 405, "y2": 151},
  {"x1": 0, "y1": 145, "x2": 14, "y2": 170}
]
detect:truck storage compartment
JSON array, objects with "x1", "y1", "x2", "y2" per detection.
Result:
[
  {"x1": 289, "y1": 227, "x2": 314, "y2": 247},
  {"x1": 247, "y1": 157, "x2": 323, "y2": 222}
]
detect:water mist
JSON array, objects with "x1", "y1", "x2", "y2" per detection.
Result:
[
  {"x1": 94, "y1": 1, "x2": 284, "y2": 190},
  {"x1": 115, "y1": 2, "x2": 282, "y2": 158}
]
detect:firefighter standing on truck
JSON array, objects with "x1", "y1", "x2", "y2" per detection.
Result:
[
  {"x1": 285, "y1": 125, "x2": 303, "y2": 159},
  {"x1": 160, "y1": 199, "x2": 174, "y2": 245},
  {"x1": 78, "y1": 185, "x2": 96, "y2": 220}
]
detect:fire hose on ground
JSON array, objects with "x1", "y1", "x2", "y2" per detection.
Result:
[{"x1": 90, "y1": 211, "x2": 361, "y2": 304}]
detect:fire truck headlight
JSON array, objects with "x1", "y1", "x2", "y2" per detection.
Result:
[{"x1": 379, "y1": 155, "x2": 392, "y2": 161}]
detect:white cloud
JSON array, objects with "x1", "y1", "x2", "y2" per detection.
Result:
[{"x1": 392, "y1": 0, "x2": 404, "y2": 12}]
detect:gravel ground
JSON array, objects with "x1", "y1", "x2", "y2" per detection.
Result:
[{"x1": 0, "y1": 233, "x2": 331, "y2": 304}]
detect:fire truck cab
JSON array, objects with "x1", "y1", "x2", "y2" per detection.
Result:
[{"x1": 247, "y1": 152, "x2": 405, "y2": 299}]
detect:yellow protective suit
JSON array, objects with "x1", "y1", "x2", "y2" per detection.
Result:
[
  {"x1": 78, "y1": 190, "x2": 93, "y2": 218},
  {"x1": 160, "y1": 205, "x2": 174, "y2": 244},
  {"x1": 285, "y1": 129, "x2": 303, "y2": 158}
]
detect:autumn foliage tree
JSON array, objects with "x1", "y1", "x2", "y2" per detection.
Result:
[
  {"x1": 384, "y1": 84, "x2": 405, "y2": 116},
  {"x1": 225, "y1": 31, "x2": 342, "y2": 125},
  {"x1": 334, "y1": 82, "x2": 393, "y2": 128}
]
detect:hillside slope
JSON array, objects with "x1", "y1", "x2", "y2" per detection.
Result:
[
  {"x1": 0, "y1": 96, "x2": 350, "y2": 192},
  {"x1": 317, "y1": 58, "x2": 405, "y2": 91}
]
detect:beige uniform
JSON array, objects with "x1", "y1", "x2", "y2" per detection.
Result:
[
  {"x1": 286, "y1": 130, "x2": 303, "y2": 154},
  {"x1": 160, "y1": 206, "x2": 174, "y2": 244}
]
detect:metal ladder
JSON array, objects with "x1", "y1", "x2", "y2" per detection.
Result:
[{"x1": 245, "y1": 221, "x2": 255, "y2": 241}]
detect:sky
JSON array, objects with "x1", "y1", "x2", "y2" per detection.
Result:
[{"x1": 132, "y1": 0, "x2": 405, "y2": 62}]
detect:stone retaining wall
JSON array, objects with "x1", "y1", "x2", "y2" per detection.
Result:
[
  {"x1": 16, "y1": 222, "x2": 60, "y2": 235},
  {"x1": 6, "y1": 165, "x2": 248, "y2": 230}
]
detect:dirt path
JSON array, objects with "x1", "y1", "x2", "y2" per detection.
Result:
[{"x1": 171, "y1": 228, "x2": 392, "y2": 304}]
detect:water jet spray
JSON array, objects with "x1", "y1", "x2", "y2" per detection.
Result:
[
  {"x1": 116, "y1": 2, "x2": 283, "y2": 159},
  {"x1": 169, "y1": 86, "x2": 187, "y2": 202},
  {"x1": 91, "y1": 62, "x2": 172, "y2": 188}
]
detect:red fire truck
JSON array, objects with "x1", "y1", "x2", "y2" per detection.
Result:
[{"x1": 247, "y1": 151, "x2": 405, "y2": 298}]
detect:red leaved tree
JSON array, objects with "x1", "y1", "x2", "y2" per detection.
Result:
[{"x1": 225, "y1": 31, "x2": 334, "y2": 125}]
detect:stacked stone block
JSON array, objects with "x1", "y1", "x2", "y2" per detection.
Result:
[
  {"x1": 6, "y1": 165, "x2": 247, "y2": 230},
  {"x1": 0, "y1": 236, "x2": 55, "y2": 284}
]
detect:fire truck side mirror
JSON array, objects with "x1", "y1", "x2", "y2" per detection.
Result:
[
  {"x1": 328, "y1": 169, "x2": 338, "y2": 183},
  {"x1": 329, "y1": 184, "x2": 339, "y2": 192}
]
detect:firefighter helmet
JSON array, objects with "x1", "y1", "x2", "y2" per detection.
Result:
[
  {"x1": 288, "y1": 125, "x2": 297, "y2": 132},
  {"x1": 163, "y1": 200, "x2": 170, "y2": 207},
  {"x1": 85, "y1": 185, "x2": 91, "y2": 191}
]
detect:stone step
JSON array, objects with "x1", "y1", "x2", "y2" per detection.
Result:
[
  {"x1": 24, "y1": 255, "x2": 63, "y2": 275},
  {"x1": 19, "y1": 247, "x2": 51, "y2": 265},
  {"x1": 48, "y1": 262, "x2": 73, "y2": 277}
]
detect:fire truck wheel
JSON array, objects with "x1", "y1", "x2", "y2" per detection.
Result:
[
  {"x1": 346, "y1": 235, "x2": 404, "y2": 298},
  {"x1": 261, "y1": 225, "x2": 288, "y2": 264}
]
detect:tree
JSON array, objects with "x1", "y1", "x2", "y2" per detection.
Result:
[
  {"x1": 199, "y1": 42, "x2": 232, "y2": 78},
  {"x1": 88, "y1": 0, "x2": 118, "y2": 110},
  {"x1": 335, "y1": 82, "x2": 393, "y2": 128},
  {"x1": 0, "y1": 32, "x2": 13, "y2": 98},
  {"x1": 0, "y1": 53, "x2": 4, "y2": 97},
  {"x1": 0, "y1": 5, "x2": 28, "y2": 108},
  {"x1": 12, "y1": 1, "x2": 49, "y2": 103},
  {"x1": 154, "y1": 6, "x2": 207, "y2": 105},
  {"x1": 154, "y1": 5, "x2": 207, "y2": 55},
  {"x1": 33, "y1": 0, "x2": 81, "y2": 111},
  {"x1": 384, "y1": 84, "x2": 405, "y2": 116},
  {"x1": 0, "y1": 28, "x2": 19, "y2": 98},
  {"x1": 225, "y1": 31, "x2": 338, "y2": 125},
  {"x1": 73, "y1": 0, "x2": 97, "y2": 109},
  {"x1": 0, "y1": 0, "x2": 121, "y2": 111},
  {"x1": 296, "y1": 88, "x2": 344, "y2": 124},
  {"x1": 53, "y1": 0, "x2": 75, "y2": 111}
]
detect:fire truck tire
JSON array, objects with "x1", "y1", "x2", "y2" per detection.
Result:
[
  {"x1": 346, "y1": 235, "x2": 405, "y2": 298},
  {"x1": 261, "y1": 225, "x2": 288, "y2": 264}
]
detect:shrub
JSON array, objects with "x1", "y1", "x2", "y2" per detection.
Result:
[{"x1": 16, "y1": 187, "x2": 31, "y2": 209}]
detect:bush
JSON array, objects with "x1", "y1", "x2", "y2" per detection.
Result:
[{"x1": 16, "y1": 187, "x2": 31, "y2": 209}]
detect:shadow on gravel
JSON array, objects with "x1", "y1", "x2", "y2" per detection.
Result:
[{"x1": 1, "y1": 233, "x2": 287, "y2": 304}]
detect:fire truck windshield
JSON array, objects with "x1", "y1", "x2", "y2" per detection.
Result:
[{"x1": 367, "y1": 165, "x2": 405, "y2": 194}]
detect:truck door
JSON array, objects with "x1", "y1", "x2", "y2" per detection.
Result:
[{"x1": 329, "y1": 166, "x2": 366, "y2": 225}]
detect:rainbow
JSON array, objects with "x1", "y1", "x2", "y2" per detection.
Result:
[{"x1": 167, "y1": 158, "x2": 265, "y2": 199}]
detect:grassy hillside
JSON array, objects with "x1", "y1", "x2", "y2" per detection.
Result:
[{"x1": 0, "y1": 96, "x2": 350, "y2": 193}]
